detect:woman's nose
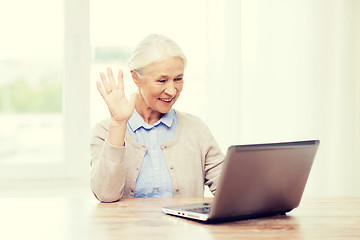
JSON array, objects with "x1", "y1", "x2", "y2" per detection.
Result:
[{"x1": 165, "y1": 82, "x2": 176, "y2": 96}]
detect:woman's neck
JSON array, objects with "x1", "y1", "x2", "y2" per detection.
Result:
[{"x1": 135, "y1": 98, "x2": 163, "y2": 125}]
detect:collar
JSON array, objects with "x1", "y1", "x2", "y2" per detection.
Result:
[{"x1": 128, "y1": 108, "x2": 176, "y2": 132}]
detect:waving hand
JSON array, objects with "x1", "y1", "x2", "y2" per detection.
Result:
[{"x1": 97, "y1": 68, "x2": 137, "y2": 123}]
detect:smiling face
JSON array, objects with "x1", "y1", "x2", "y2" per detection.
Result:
[{"x1": 132, "y1": 56, "x2": 184, "y2": 121}]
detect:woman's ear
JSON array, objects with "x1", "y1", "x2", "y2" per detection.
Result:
[{"x1": 131, "y1": 70, "x2": 141, "y2": 87}]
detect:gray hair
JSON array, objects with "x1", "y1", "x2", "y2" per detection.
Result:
[{"x1": 128, "y1": 34, "x2": 187, "y2": 75}]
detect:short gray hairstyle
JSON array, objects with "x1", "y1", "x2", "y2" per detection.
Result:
[{"x1": 128, "y1": 34, "x2": 187, "y2": 74}]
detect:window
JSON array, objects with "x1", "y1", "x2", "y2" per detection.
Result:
[
  {"x1": 0, "y1": 0, "x2": 64, "y2": 178},
  {"x1": 0, "y1": 0, "x2": 91, "y2": 180}
]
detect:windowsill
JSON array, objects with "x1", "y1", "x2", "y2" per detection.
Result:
[{"x1": 0, "y1": 179, "x2": 92, "y2": 199}]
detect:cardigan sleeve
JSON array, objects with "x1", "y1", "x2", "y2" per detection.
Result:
[
  {"x1": 202, "y1": 126, "x2": 225, "y2": 195},
  {"x1": 90, "y1": 120, "x2": 126, "y2": 202}
]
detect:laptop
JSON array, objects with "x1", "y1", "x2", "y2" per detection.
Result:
[{"x1": 161, "y1": 140, "x2": 320, "y2": 223}]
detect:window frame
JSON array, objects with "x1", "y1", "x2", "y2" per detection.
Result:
[{"x1": 0, "y1": 0, "x2": 90, "y2": 180}]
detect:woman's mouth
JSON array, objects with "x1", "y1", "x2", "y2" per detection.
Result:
[{"x1": 159, "y1": 98, "x2": 173, "y2": 103}]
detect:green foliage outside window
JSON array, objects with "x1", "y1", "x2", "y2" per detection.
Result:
[{"x1": 0, "y1": 78, "x2": 62, "y2": 113}]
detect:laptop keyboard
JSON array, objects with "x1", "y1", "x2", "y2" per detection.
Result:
[{"x1": 186, "y1": 204, "x2": 211, "y2": 214}]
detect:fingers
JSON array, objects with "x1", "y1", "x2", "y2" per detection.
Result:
[
  {"x1": 96, "y1": 81, "x2": 106, "y2": 99},
  {"x1": 100, "y1": 68, "x2": 125, "y2": 92},
  {"x1": 117, "y1": 69, "x2": 125, "y2": 91},
  {"x1": 100, "y1": 72, "x2": 111, "y2": 92},
  {"x1": 98, "y1": 68, "x2": 126, "y2": 99},
  {"x1": 107, "y1": 67, "x2": 116, "y2": 89}
]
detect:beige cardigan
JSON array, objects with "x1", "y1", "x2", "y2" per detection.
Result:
[{"x1": 90, "y1": 111, "x2": 224, "y2": 202}]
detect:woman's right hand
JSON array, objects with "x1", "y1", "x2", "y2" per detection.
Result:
[{"x1": 97, "y1": 68, "x2": 137, "y2": 124}]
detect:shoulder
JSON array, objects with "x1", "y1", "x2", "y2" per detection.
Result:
[
  {"x1": 174, "y1": 110, "x2": 222, "y2": 156},
  {"x1": 177, "y1": 111, "x2": 204, "y2": 125},
  {"x1": 176, "y1": 111, "x2": 211, "y2": 134}
]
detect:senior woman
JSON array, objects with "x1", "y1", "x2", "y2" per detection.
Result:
[{"x1": 90, "y1": 34, "x2": 224, "y2": 202}]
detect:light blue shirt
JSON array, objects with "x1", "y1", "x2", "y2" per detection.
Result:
[{"x1": 127, "y1": 109, "x2": 177, "y2": 198}]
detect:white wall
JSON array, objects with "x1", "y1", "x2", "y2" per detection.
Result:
[{"x1": 207, "y1": 0, "x2": 359, "y2": 197}]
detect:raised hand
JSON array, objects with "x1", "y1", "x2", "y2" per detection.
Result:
[{"x1": 97, "y1": 68, "x2": 137, "y2": 124}]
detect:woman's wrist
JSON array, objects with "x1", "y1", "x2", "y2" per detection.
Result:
[
  {"x1": 107, "y1": 119, "x2": 128, "y2": 146},
  {"x1": 109, "y1": 118, "x2": 128, "y2": 128}
]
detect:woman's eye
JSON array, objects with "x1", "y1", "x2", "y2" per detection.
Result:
[
  {"x1": 174, "y1": 78, "x2": 182, "y2": 81},
  {"x1": 158, "y1": 79, "x2": 167, "y2": 83}
]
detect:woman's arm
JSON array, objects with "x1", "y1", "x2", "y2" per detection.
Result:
[
  {"x1": 192, "y1": 118, "x2": 224, "y2": 195},
  {"x1": 90, "y1": 122, "x2": 126, "y2": 202},
  {"x1": 203, "y1": 133, "x2": 224, "y2": 195},
  {"x1": 96, "y1": 68, "x2": 137, "y2": 146},
  {"x1": 90, "y1": 68, "x2": 137, "y2": 202}
]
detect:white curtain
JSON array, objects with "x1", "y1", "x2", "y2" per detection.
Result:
[{"x1": 207, "y1": 0, "x2": 360, "y2": 197}]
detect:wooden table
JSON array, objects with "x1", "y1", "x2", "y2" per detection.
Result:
[{"x1": 0, "y1": 197, "x2": 359, "y2": 240}]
